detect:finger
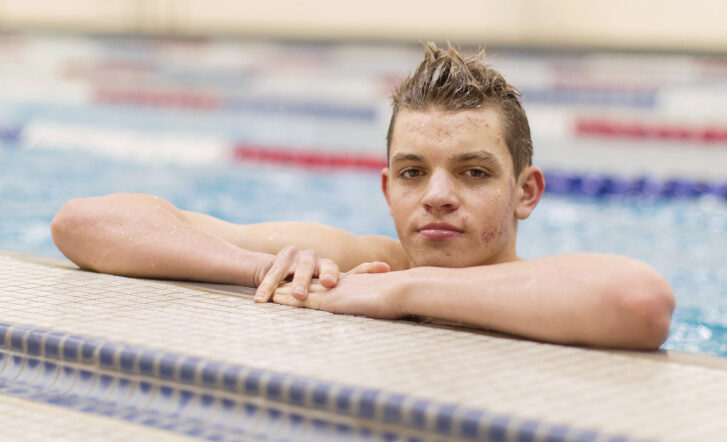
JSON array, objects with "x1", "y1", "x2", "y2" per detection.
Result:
[
  {"x1": 290, "y1": 249, "x2": 317, "y2": 300},
  {"x1": 347, "y1": 261, "x2": 391, "y2": 275},
  {"x1": 274, "y1": 280, "x2": 327, "y2": 296},
  {"x1": 367, "y1": 261, "x2": 391, "y2": 274},
  {"x1": 254, "y1": 247, "x2": 296, "y2": 302},
  {"x1": 272, "y1": 293, "x2": 305, "y2": 308},
  {"x1": 318, "y1": 258, "x2": 340, "y2": 288}
]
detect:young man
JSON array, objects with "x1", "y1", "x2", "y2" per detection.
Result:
[{"x1": 51, "y1": 43, "x2": 674, "y2": 350}]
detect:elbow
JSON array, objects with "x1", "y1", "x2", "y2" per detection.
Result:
[
  {"x1": 51, "y1": 198, "x2": 82, "y2": 247},
  {"x1": 614, "y1": 266, "x2": 675, "y2": 350},
  {"x1": 51, "y1": 198, "x2": 98, "y2": 268}
]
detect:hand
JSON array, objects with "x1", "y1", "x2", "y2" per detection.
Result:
[
  {"x1": 254, "y1": 246, "x2": 339, "y2": 303},
  {"x1": 271, "y1": 263, "x2": 403, "y2": 319}
]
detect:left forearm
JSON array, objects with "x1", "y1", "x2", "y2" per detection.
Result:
[{"x1": 395, "y1": 254, "x2": 674, "y2": 350}]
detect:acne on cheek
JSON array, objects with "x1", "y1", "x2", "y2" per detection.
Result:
[{"x1": 480, "y1": 222, "x2": 510, "y2": 246}]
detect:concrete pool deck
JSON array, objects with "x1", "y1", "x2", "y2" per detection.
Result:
[{"x1": 1, "y1": 250, "x2": 726, "y2": 441}]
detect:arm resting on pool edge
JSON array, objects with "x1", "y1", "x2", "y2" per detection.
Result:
[
  {"x1": 50, "y1": 193, "x2": 407, "y2": 287},
  {"x1": 272, "y1": 253, "x2": 675, "y2": 350}
]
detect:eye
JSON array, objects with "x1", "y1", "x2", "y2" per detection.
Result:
[
  {"x1": 464, "y1": 168, "x2": 490, "y2": 178},
  {"x1": 398, "y1": 168, "x2": 424, "y2": 179}
]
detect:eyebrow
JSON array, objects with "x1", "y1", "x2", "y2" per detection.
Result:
[
  {"x1": 451, "y1": 151, "x2": 500, "y2": 165},
  {"x1": 390, "y1": 150, "x2": 502, "y2": 167},
  {"x1": 391, "y1": 153, "x2": 425, "y2": 164}
]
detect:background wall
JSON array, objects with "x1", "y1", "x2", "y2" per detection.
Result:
[{"x1": 1, "y1": 0, "x2": 726, "y2": 52}]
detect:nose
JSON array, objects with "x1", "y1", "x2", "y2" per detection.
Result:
[{"x1": 421, "y1": 169, "x2": 459, "y2": 213}]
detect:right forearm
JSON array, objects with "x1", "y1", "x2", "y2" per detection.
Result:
[{"x1": 51, "y1": 194, "x2": 272, "y2": 287}]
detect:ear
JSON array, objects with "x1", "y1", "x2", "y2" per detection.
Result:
[
  {"x1": 381, "y1": 167, "x2": 392, "y2": 209},
  {"x1": 515, "y1": 166, "x2": 545, "y2": 220}
]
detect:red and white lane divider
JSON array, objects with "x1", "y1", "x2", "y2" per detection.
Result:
[{"x1": 575, "y1": 119, "x2": 727, "y2": 143}]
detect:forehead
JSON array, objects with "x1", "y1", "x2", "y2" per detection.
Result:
[{"x1": 390, "y1": 107, "x2": 509, "y2": 161}]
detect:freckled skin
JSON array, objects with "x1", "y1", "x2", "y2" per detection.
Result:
[{"x1": 382, "y1": 108, "x2": 526, "y2": 268}]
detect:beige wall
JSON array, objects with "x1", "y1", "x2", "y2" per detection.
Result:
[{"x1": 1, "y1": 0, "x2": 726, "y2": 52}]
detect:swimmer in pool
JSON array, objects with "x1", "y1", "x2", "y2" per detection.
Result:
[{"x1": 51, "y1": 43, "x2": 674, "y2": 350}]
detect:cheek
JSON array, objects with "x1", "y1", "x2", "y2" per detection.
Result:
[
  {"x1": 480, "y1": 220, "x2": 510, "y2": 246},
  {"x1": 477, "y1": 189, "x2": 515, "y2": 246}
]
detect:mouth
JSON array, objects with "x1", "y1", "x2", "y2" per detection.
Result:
[{"x1": 416, "y1": 222, "x2": 464, "y2": 241}]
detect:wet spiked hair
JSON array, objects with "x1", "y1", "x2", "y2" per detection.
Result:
[{"x1": 387, "y1": 42, "x2": 533, "y2": 175}]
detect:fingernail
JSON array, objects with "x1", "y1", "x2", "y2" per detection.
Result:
[
  {"x1": 321, "y1": 273, "x2": 332, "y2": 280},
  {"x1": 294, "y1": 285, "x2": 305, "y2": 295}
]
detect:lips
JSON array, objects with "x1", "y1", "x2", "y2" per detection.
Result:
[{"x1": 417, "y1": 222, "x2": 464, "y2": 241}]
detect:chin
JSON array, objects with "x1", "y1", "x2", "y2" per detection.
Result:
[{"x1": 410, "y1": 253, "x2": 479, "y2": 269}]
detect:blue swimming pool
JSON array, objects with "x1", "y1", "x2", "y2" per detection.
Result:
[
  {"x1": 1, "y1": 144, "x2": 725, "y2": 357},
  {"x1": 1, "y1": 33, "x2": 726, "y2": 357}
]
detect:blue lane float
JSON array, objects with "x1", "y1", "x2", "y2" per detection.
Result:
[{"x1": 543, "y1": 171, "x2": 727, "y2": 200}]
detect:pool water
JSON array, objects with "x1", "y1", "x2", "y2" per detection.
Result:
[
  {"x1": 2, "y1": 33, "x2": 726, "y2": 357},
  {"x1": 1, "y1": 145, "x2": 725, "y2": 357}
]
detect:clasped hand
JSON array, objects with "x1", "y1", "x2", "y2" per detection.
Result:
[
  {"x1": 254, "y1": 246, "x2": 398, "y2": 318},
  {"x1": 254, "y1": 245, "x2": 390, "y2": 301}
]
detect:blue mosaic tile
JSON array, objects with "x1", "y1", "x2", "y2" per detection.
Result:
[
  {"x1": 267, "y1": 408, "x2": 282, "y2": 421},
  {"x1": 435, "y1": 404, "x2": 457, "y2": 434},
  {"x1": 26, "y1": 330, "x2": 45, "y2": 356},
  {"x1": 9, "y1": 328, "x2": 26, "y2": 351},
  {"x1": 98, "y1": 343, "x2": 117, "y2": 368},
  {"x1": 266, "y1": 374, "x2": 285, "y2": 400},
  {"x1": 26, "y1": 357, "x2": 41, "y2": 370},
  {"x1": 460, "y1": 409, "x2": 484, "y2": 438},
  {"x1": 244, "y1": 403, "x2": 258, "y2": 417},
  {"x1": 312, "y1": 382, "x2": 331, "y2": 408},
  {"x1": 359, "y1": 389, "x2": 379, "y2": 419},
  {"x1": 220, "y1": 398, "x2": 236, "y2": 411},
  {"x1": 80, "y1": 340, "x2": 101, "y2": 364},
  {"x1": 222, "y1": 366, "x2": 240, "y2": 391},
  {"x1": 158, "y1": 354, "x2": 179, "y2": 380},
  {"x1": 573, "y1": 429, "x2": 599, "y2": 442},
  {"x1": 288, "y1": 379, "x2": 307, "y2": 405},
  {"x1": 62, "y1": 365, "x2": 75, "y2": 378},
  {"x1": 489, "y1": 414, "x2": 511, "y2": 442},
  {"x1": 334, "y1": 386, "x2": 353, "y2": 413},
  {"x1": 200, "y1": 362, "x2": 222, "y2": 387},
  {"x1": 62, "y1": 336, "x2": 83, "y2": 362},
  {"x1": 410, "y1": 399, "x2": 430, "y2": 429},
  {"x1": 44, "y1": 333, "x2": 64, "y2": 359},
  {"x1": 334, "y1": 423, "x2": 353, "y2": 435},
  {"x1": 184, "y1": 428, "x2": 205, "y2": 437},
  {"x1": 179, "y1": 357, "x2": 202, "y2": 383},
  {"x1": 176, "y1": 390, "x2": 195, "y2": 412},
  {"x1": 545, "y1": 425, "x2": 570, "y2": 442},
  {"x1": 516, "y1": 419, "x2": 540, "y2": 442},
  {"x1": 42, "y1": 361, "x2": 57, "y2": 376},
  {"x1": 139, "y1": 381, "x2": 153, "y2": 395},
  {"x1": 244, "y1": 369, "x2": 263, "y2": 395},
  {"x1": 382, "y1": 394, "x2": 404, "y2": 424},
  {"x1": 98, "y1": 373, "x2": 114, "y2": 389},
  {"x1": 119, "y1": 348, "x2": 139, "y2": 372},
  {"x1": 138, "y1": 350, "x2": 157, "y2": 376},
  {"x1": 200, "y1": 394, "x2": 215, "y2": 409},
  {"x1": 383, "y1": 431, "x2": 398, "y2": 442},
  {"x1": 79, "y1": 369, "x2": 93, "y2": 382},
  {"x1": 159, "y1": 385, "x2": 174, "y2": 399}
]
